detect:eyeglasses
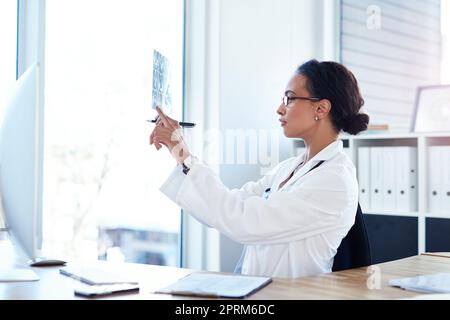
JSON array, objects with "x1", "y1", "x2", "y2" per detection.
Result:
[{"x1": 282, "y1": 96, "x2": 320, "y2": 107}]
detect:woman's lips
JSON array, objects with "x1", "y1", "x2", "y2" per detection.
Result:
[{"x1": 280, "y1": 120, "x2": 287, "y2": 126}]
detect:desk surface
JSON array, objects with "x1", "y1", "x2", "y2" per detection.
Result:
[{"x1": 1, "y1": 238, "x2": 450, "y2": 300}]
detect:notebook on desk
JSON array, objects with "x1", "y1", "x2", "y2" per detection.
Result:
[
  {"x1": 155, "y1": 272, "x2": 272, "y2": 298},
  {"x1": 389, "y1": 273, "x2": 450, "y2": 294}
]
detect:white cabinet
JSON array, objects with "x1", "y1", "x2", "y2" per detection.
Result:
[{"x1": 293, "y1": 132, "x2": 450, "y2": 255}]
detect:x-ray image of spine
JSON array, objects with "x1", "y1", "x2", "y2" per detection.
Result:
[{"x1": 152, "y1": 50, "x2": 172, "y2": 113}]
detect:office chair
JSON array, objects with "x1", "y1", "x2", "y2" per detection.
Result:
[{"x1": 332, "y1": 203, "x2": 372, "y2": 272}]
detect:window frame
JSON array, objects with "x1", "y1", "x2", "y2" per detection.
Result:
[{"x1": 16, "y1": 0, "x2": 46, "y2": 250}]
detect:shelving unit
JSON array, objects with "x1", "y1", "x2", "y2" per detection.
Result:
[{"x1": 293, "y1": 132, "x2": 450, "y2": 263}]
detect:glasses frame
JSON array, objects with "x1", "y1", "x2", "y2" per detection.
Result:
[{"x1": 282, "y1": 96, "x2": 321, "y2": 107}]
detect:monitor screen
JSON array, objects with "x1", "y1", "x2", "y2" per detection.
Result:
[{"x1": 0, "y1": 63, "x2": 44, "y2": 260}]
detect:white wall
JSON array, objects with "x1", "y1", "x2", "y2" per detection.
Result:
[
  {"x1": 341, "y1": 0, "x2": 442, "y2": 132},
  {"x1": 442, "y1": 0, "x2": 450, "y2": 83}
]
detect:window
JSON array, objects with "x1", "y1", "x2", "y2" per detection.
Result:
[
  {"x1": 0, "y1": 0, "x2": 18, "y2": 120},
  {"x1": 43, "y1": 0, "x2": 184, "y2": 266}
]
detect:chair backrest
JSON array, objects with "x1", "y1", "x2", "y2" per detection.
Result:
[{"x1": 332, "y1": 203, "x2": 372, "y2": 272}]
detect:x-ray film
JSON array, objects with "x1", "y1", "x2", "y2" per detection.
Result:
[{"x1": 152, "y1": 50, "x2": 172, "y2": 112}]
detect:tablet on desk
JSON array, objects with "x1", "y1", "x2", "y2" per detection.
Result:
[
  {"x1": 74, "y1": 283, "x2": 139, "y2": 298},
  {"x1": 60, "y1": 265, "x2": 138, "y2": 285}
]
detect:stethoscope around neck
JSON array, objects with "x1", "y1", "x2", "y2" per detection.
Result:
[{"x1": 261, "y1": 160, "x2": 325, "y2": 200}]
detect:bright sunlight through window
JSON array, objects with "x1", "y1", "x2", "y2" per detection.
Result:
[{"x1": 43, "y1": 0, "x2": 184, "y2": 266}]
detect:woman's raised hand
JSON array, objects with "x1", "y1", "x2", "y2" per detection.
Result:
[{"x1": 149, "y1": 106, "x2": 191, "y2": 164}]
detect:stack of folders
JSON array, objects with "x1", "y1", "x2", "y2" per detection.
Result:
[
  {"x1": 389, "y1": 273, "x2": 450, "y2": 294},
  {"x1": 357, "y1": 147, "x2": 418, "y2": 213},
  {"x1": 428, "y1": 146, "x2": 450, "y2": 216}
]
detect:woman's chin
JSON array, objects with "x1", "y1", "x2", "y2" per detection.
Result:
[
  {"x1": 283, "y1": 129, "x2": 293, "y2": 138},
  {"x1": 283, "y1": 128, "x2": 301, "y2": 139}
]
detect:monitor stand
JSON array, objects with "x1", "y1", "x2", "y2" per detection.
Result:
[{"x1": 29, "y1": 257, "x2": 67, "y2": 267}]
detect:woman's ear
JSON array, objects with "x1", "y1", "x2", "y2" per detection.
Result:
[{"x1": 315, "y1": 99, "x2": 332, "y2": 120}]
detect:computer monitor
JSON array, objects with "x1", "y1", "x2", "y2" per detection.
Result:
[
  {"x1": 0, "y1": 63, "x2": 65, "y2": 266},
  {"x1": 0, "y1": 62, "x2": 43, "y2": 261}
]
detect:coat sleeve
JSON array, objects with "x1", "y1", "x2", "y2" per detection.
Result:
[{"x1": 160, "y1": 158, "x2": 357, "y2": 245}]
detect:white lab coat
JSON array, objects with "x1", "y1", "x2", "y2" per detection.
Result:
[{"x1": 160, "y1": 140, "x2": 359, "y2": 278}]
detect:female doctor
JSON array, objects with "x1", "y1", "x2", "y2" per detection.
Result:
[{"x1": 149, "y1": 59, "x2": 369, "y2": 278}]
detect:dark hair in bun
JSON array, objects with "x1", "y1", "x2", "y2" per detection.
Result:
[
  {"x1": 296, "y1": 59, "x2": 369, "y2": 135},
  {"x1": 343, "y1": 113, "x2": 370, "y2": 135}
]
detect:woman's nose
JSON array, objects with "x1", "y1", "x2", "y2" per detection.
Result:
[{"x1": 277, "y1": 103, "x2": 285, "y2": 115}]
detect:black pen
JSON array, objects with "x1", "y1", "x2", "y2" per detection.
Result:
[{"x1": 147, "y1": 119, "x2": 196, "y2": 128}]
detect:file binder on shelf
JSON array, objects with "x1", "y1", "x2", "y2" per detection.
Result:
[
  {"x1": 395, "y1": 147, "x2": 417, "y2": 213},
  {"x1": 357, "y1": 147, "x2": 371, "y2": 212},
  {"x1": 428, "y1": 146, "x2": 443, "y2": 215},
  {"x1": 370, "y1": 147, "x2": 384, "y2": 213},
  {"x1": 441, "y1": 147, "x2": 450, "y2": 217},
  {"x1": 383, "y1": 148, "x2": 397, "y2": 212}
]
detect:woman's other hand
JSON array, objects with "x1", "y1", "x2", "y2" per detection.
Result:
[{"x1": 149, "y1": 106, "x2": 191, "y2": 164}]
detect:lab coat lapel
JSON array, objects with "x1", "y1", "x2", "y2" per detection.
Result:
[
  {"x1": 277, "y1": 161, "x2": 315, "y2": 191},
  {"x1": 278, "y1": 140, "x2": 343, "y2": 191},
  {"x1": 275, "y1": 153, "x2": 307, "y2": 192}
]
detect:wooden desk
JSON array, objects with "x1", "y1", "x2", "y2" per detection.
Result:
[
  {"x1": 1, "y1": 238, "x2": 450, "y2": 300},
  {"x1": 420, "y1": 252, "x2": 450, "y2": 259}
]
